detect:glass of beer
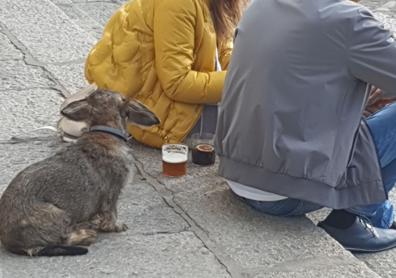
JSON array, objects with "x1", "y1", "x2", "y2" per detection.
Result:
[
  {"x1": 162, "y1": 144, "x2": 189, "y2": 177},
  {"x1": 189, "y1": 133, "x2": 216, "y2": 166}
]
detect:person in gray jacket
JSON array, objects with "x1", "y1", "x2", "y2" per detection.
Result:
[{"x1": 215, "y1": 0, "x2": 396, "y2": 252}]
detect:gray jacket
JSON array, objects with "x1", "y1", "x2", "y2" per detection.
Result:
[{"x1": 216, "y1": 0, "x2": 396, "y2": 208}]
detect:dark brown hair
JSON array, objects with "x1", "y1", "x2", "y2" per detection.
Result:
[{"x1": 209, "y1": 0, "x2": 249, "y2": 43}]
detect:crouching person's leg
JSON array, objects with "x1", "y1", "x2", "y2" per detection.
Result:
[
  {"x1": 319, "y1": 103, "x2": 396, "y2": 253},
  {"x1": 346, "y1": 103, "x2": 396, "y2": 229}
]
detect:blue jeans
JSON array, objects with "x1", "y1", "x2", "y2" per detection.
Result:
[{"x1": 241, "y1": 103, "x2": 396, "y2": 228}]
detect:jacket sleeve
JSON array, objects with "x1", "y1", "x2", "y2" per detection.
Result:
[
  {"x1": 348, "y1": 8, "x2": 396, "y2": 95},
  {"x1": 154, "y1": 0, "x2": 226, "y2": 104},
  {"x1": 219, "y1": 38, "x2": 233, "y2": 70}
]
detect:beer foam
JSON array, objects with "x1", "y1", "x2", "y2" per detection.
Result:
[{"x1": 162, "y1": 152, "x2": 187, "y2": 163}]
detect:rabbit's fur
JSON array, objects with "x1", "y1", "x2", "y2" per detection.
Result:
[{"x1": 0, "y1": 89, "x2": 159, "y2": 256}]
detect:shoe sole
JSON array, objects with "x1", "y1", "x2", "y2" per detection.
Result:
[{"x1": 345, "y1": 242, "x2": 396, "y2": 253}]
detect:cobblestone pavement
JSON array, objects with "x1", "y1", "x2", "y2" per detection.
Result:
[{"x1": 0, "y1": 0, "x2": 395, "y2": 277}]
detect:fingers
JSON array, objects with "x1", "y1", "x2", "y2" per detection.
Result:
[
  {"x1": 367, "y1": 88, "x2": 382, "y2": 105},
  {"x1": 370, "y1": 86, "x2": 381, "y2": 95}
]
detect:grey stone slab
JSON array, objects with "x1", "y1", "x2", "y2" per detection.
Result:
[
  {"x1": 54, "y1": 4, "x2": 105, "y2": 39},
  {"x1": 309, "y1": 191, "x2": 396, "y2": 278},
  {"x1": 117, "y1": 142, "x2": 377, "y2": 276},
  {"x1": 357, "y1": 251, "x2": 396, "y2": 278},
  {"x1": 0, "y1": 232, "x2": 230, "y2": 278},
  {"x1": 173, "y1": 177, "x2": 372, "y2": 274},
  {"x1": 374, "y1": 12, "x2": 396, "y2": 31},
  {"x1": 0, "y1": 88, "x2": 62, "y2": 140},
  {"x1": 51, "y1": 0, "x2": 73, "y2": 4},
  {"x1": 307, "y1": 208, "x2": 331, "y2": 225},
  {"x1": 308, "y1": 189, "x2": 396, "y2": 278},
  {"x1": 75, "y1": 2, "x2": 121, "y2": 27},
  {"x1": 0, "y1": 0, "x2": 96, "y2": 64},
  {"x1": 0, "y1": 60, "x2": 54, "y2": 90},
  {"x1": 363, "y1": 0, "x2": 396, "y2": 11},
  {"x1": 376, "y1": 1, "x2": 396, "y2": 13},
  {"x1": 359, "y1": 2, "x2": 396, "y2": 33},
  {"x1": 253, "y1": 259, "x2": 380, "y2": 278},
  {"x1": 309, "y1": 189, "x2": 396, "y2": 277},
  {"x1": 363, "y1": 0, "x2": 393, "y2": 10},
  {"x1": 0, "y1": 32, "x2": 23, "y2": 60},
  {"x1": 46, "y1": 63, "x2": 89, "y2": 95},
  {"x1": 164, "y1": 174, "x2": 226, "y2": 195},
  {"x1": 118, "y1": 180, "x2": 189, "y2": 235},
  {"x1": 297, "y1": 184, "x2": 396, "y2": 276},
  {"x1": 129, "y1": 141, "x2": 162, "y2": 175},
  {"x1": 381, "y1": 0, "x2": 396, "y2": 8},
  {"x1": 130, "y1": 143, "x2": 383, "y2": 276}
]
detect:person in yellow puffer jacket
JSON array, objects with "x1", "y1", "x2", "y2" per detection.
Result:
[{"x1": 85, "y1": 0, "x2": 249, "y2": 148}]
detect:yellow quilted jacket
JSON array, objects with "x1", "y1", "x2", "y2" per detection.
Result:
[{"x1": 85, "y1": 0, "x2": 232, "y2": 148}]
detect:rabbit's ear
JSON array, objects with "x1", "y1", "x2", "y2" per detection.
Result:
[
  {"x1": 60, "y1": 84, "x2": 98, "y2": 111},
  {"x1": 125, "y1": 100, "x2": 160, "y2": 126},
  {"x1": 61, "y1": 100, "x2": 91, "y2": 121}
]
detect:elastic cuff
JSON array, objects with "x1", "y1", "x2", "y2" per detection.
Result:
[{"x1": 206, "y1": 71, "x2": 226, "y2": 104}]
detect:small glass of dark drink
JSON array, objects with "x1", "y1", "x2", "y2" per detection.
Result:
[{"x1": 189, "y1": 133, "x2": 216, "y2": 166}]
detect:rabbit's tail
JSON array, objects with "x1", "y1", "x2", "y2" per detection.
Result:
[{"x1": 31, "y1": 245, "x2": 88, "y2": 256}]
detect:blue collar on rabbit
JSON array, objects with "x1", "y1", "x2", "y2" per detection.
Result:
[{"x1": 89, "y1": 125, "x2": 130, "y2": 142}]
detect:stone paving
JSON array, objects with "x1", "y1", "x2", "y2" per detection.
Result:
[{"x1": 0, "y1": 0, "x2": 395, "y2": 277}]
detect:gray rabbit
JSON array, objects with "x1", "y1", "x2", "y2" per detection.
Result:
[{"x1": 0, "y1": 89, "x2": 159, "y2": 256}]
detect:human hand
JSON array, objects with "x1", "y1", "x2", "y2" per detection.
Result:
[{"x1": 364, "y1": 87, "x2": 396, "y2": 117}]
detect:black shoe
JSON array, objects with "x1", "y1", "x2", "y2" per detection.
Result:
[{"x1": 318, "y1": 216, "x2": 396, "y2": 253}]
